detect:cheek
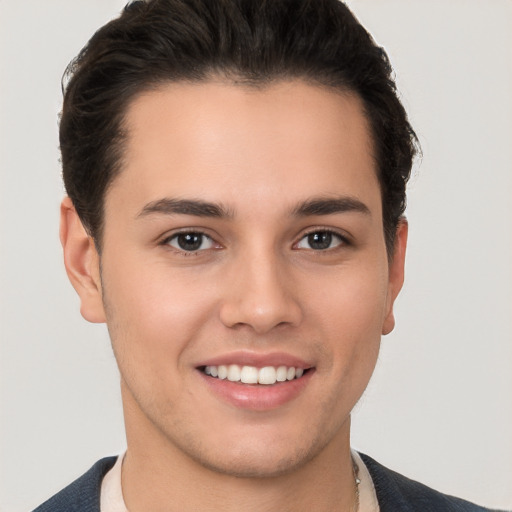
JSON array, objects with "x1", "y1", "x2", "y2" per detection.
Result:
[
  {"x1": 309, "y1": 263, "x2": 389, "y2": 335},
  {"x1": 307, "y1": 265, "x2": 388, "y2": 380},
  {"x1": 101, "y1": 261, "x2": 219, "y2": 372}
]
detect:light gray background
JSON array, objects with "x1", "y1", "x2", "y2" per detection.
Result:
[{"x1": 1, "y1": 1, "x2": 511, "y2": 511}]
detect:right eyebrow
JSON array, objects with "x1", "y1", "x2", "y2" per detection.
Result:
[{"x1": 136, "y1": 198, "x2": 233, "y2": 219}]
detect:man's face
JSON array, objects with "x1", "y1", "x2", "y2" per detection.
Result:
[{"x1": 78, "y1": 80, "x2": 405, "y2": 477}]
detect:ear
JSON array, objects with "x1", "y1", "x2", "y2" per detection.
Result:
[
  {"x1": 382, "y1": 219, "x2": 408, "y2": 335},
  {"x1": 60, "y1": 197, "x2": 106, "y2": 323}
]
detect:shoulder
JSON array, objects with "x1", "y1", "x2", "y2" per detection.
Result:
[
  {"x1": 31, "y1": 457, "x2": 117, "y2": 512},
  {"x1": 359, "y1": 453, "x2": 506, "y2": 512}
]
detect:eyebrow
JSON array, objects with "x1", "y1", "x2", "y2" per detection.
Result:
[
  {"x1": 137, "y1": 198, "x2": 232, "y2": 219},
  {"x1": 137, "y1": 195, "x2": 370, "y2": 220},
  {"x1": 292, "y1": 196, "x2": 371, "y2": 217}
]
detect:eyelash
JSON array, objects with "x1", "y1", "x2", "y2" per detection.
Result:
[
  {"x1": 160, "y1": 227, "x2": 350, "y2": 255},
  {"x1": 161, "y1": 231, "x2": 218, "y2": 255},
  {"x1": 295, "y1": 228, "x2": 350, "y2": 251}
]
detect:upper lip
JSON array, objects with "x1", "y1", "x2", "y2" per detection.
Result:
[{"x1": 196, "y1": 351, "x2": 313, "y2": 369}]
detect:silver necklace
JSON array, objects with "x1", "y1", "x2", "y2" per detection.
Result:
[{"x1": 352, "y1": 456, "x2": 361, "y2": 512}]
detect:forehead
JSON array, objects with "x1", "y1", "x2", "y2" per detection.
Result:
[{"x1": 108, "y1": 80, "x2": 380, "y2": 219}]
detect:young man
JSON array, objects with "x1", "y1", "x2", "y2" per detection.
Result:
[{"x1": 32, "y1": 1, "x2": 503, "y2": 511}]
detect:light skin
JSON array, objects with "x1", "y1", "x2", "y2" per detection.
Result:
[{"x1": 61, "y1": 80, "x2": 407, "y2": 512}]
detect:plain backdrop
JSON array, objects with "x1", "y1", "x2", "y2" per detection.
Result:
[{"x1": 1, "y1": 1, "x2": 511, "y2": 511}]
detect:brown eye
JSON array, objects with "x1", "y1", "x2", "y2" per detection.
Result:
[
  {"x1": 167, "y1": 232, "x2": 214, "y2": 252},
  {"x1": 296, "y1": 231, "x2": 345, "y2": 250}
]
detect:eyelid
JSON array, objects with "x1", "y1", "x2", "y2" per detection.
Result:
[
  {"x1": 157, "y1": 226, "x2": 351, "y2": 253},
  {"x1": 294, "y1": 227, "x2": 351, "y2": 250},
  {"x1": 159, "y1": 229, "x2": 222, "y2": 254}
]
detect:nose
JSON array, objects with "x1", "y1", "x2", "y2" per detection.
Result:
[{"x1": 219, "y1": 250, "x2": 303, "y2": 334}]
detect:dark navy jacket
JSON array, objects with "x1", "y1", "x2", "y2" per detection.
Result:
[{"x1": 32, "y1": 453, "x2": 507, "y2": 511}]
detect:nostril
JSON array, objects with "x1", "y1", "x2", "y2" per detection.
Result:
[{"x1": 218, "y1": 275, "x2": 303, "y2": 333}]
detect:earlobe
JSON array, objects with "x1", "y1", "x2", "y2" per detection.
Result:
[
  {"x1": 382, "y1": 219, "x2": 408, "y2": 335},
  {"x1": 60, "y1": 197, "x2": 106, "y2": 323}
]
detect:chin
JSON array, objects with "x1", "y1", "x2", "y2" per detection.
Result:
[
  {"x1": 172, "y1": 423, "x2": 336, "y2": 479},
  {"x1": 190, "y1": 447, "x2": 317, "y2": 479}
]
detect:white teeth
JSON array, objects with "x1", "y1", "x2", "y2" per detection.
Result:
[
  {"x1": 203, "y1": 364, "x2": 306, "y2": 384},
  {"x1": 258, "y1": 366, "x2": 277, "y2": 385},
  {"x1": 276, "y1": 366, "x2": 288, "y2": 382},
  {"x1": 227, "y1": 364, "x2": 241, "y2": 382},
  {"x1": 240, "y1": 366, "x2": 259, "y2": 384},
  {"x1": 218, "y1": 365, "x2": 228, "y2": 379}
]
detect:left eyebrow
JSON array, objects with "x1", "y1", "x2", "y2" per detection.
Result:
[{"x1": 292, "y1": 196, "x2": 371, "y2": 217}]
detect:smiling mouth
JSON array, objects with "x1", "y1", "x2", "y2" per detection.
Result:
[{"x1": 200, "y1": 364, "x2": 309, "y2": 385}]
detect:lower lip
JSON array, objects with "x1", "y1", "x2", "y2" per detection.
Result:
[{"x1": 198, "y1": 370, "x2": 314, "y2": 411}]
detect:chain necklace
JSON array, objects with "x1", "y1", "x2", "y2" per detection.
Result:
[{"x1": 352, "y1": 456, "x2": 361, "y2": 512}]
